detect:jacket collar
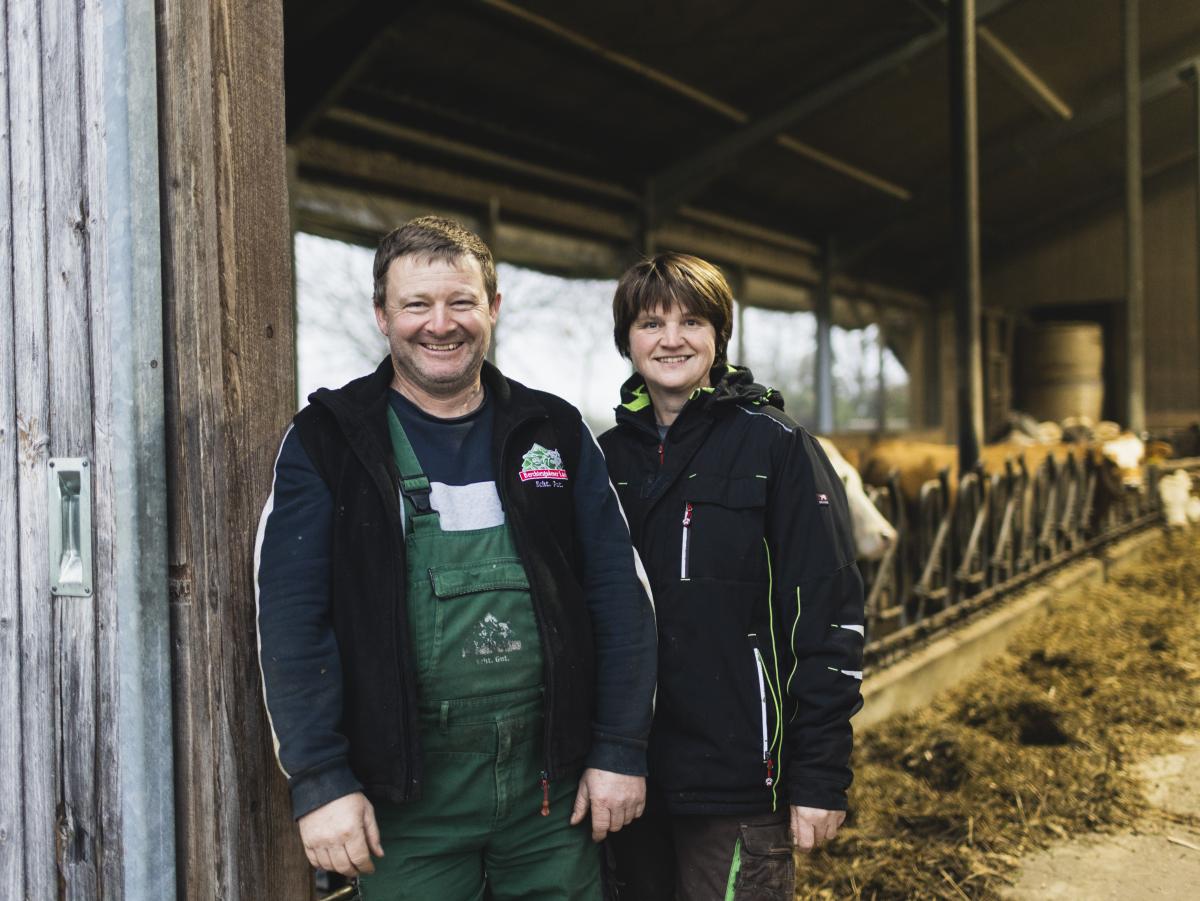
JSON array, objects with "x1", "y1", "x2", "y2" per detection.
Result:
[
  {"x1": 309, "y1": 356, "x2": 544, "y2": 439},
  {"x1": 614, "y1": 363, "x2": 783, "y2": 439}
]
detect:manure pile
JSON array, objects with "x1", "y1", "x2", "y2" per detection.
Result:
[{"x1": 798, "y1": 531, "x2": 1200, "y2": 900}]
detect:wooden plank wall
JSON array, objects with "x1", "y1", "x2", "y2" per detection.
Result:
[
  {"x1": 984, "y1": 168, "x2": 1200, "y2": 425},
  {"x1": 2, "y1": 0, "x2": 121, "y2": 896},
  {"x1": 156, "y1": 0, "x2": 309, "y2": 896},
  {"x1": 0, "y1": 3, "x2": 21, "y2": 897}
]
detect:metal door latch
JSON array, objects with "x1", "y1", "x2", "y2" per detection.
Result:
[{"x1": 48, "y1": 458, "x2": 92, "y2": 597}]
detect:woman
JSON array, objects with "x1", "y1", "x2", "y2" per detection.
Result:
[{"x1": 599, "y1": 253, "x2": 865, "y2": 900}]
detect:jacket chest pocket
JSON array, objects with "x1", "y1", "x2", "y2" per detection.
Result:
[{"x1": 679, "y1": 474, "x2": 768, "y2": 581}]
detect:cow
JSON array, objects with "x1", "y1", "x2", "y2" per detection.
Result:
[
  {"x1": 1099, "y1": 432, "x2": 1145, "y2": 488},
  {"x1": 1159, "y1": 470, "x2": 1195, "y2": 528},
  {"x1": 816, "y1": 437, "x2": 898, "y2": 561},
  {"x1": 858, "y1": 437, "x2": 1129, "y2": 526},
  {"x1": 1158, "y1": 469, "x2": 1200, "y2": 527}
]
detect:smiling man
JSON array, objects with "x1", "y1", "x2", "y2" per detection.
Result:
[{"x1": 255, "y1": 217, "x2": 656, "y2": 899}]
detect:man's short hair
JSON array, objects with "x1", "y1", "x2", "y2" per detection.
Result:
[
  {"x1": 612, "y1": 252, "x2": 734, "y2": 364},
  {"x1": 372, "y1": 216, "x2": 497, "y2": 308}
]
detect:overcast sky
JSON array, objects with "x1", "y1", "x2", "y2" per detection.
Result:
[{"x1": 294, "y1": 232, "x2": 907, "y2": 434}]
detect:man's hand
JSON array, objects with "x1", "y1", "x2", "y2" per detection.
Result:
[
  {"x1": 298, "y1": 792, "x2": 384, "y2": 877},
  {"x1": 790, "y1": 805, "x2": 845, "y2": 854},
  {"x1": 569, "y1": 768, "x2": 646, "y2": 842}
]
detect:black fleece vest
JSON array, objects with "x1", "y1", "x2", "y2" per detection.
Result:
[{"x1": 291, "y1": 359, "x2": 592, "y2": 804}]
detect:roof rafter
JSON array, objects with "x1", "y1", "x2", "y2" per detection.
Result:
[
  {"x1": 477, "y1": 0, "x2": 910, "y2": 205},
  {"x1": 646, "y1": 0, "x2": 1025, "y2": 221},
  {"x1": 843, "y1": 44, "x2": 1200, "y2": 266},
  {"x1": 286, "y1": 0, "x2": 420, "y2": 142},
  {"x1": 906, "y1": 0, "x2": 1072, "y2": 121}
]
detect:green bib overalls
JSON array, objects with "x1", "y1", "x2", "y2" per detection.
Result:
[{"x1": 360, "y1": 408, "x2": 601, "y2": 901}]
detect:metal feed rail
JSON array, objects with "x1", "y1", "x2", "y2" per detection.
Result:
[{"x1": 860, "y1": 455, "x2": 1200, "y2": 671}]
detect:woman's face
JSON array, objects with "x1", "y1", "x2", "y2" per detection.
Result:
[{"x1": 627, "y1": 302, "x2": 717, "y2": 400}]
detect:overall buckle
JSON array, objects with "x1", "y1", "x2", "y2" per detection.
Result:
[{"x1": 400, "y1": 474, "x2": 434, "y2": 514}]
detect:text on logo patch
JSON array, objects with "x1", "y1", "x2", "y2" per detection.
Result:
[{"x1": 520, "y1": 443, "x2": 568, "y2": 482}]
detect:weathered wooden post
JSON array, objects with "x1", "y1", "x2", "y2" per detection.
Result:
[{"x1": 157, "y1": 0, "x2": 310, "y2": 895}]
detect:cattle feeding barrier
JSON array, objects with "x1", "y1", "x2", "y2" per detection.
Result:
[{"x1": 859, "y1": 454, "x2": 1200, "y2": 670}]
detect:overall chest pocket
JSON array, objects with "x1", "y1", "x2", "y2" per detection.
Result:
[
  {"x1": 414, "y1": 556, "x2": 541, "y2": 688},
  {"x1": 679, "y1": 474, "x2": 768, "y2": 581},
  {"x1": 428, "y1": 557, "x2": 531, "y2": 597}
]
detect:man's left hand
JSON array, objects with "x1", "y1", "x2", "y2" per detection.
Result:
[
  {"x1": 569, "y1": 768, "x2": 646, "y2": 842},
  {"x1": 790, "y1": 805, "x2": 845, "y2": 853}
]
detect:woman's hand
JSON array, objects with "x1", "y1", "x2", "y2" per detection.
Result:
[{"x1": 789, "y1": 805, "x2": 845, "y2": 853}]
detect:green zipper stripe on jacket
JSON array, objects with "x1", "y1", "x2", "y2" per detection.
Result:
[
  {"x1": 786, "y1": 586, "x2": 803, "y2": 723},
  {"x1": 762, "y1": 538, "x2": 783, "y2": 811},
  {"x1": 762, "y1": 539, "x2": 784, "y2": 748},
  {"x1": 757, "y1": 651, "x2": 783, "y2": 811},
  {"x1": 758, "y1": 653, "x2": 783, "y2": 753}
]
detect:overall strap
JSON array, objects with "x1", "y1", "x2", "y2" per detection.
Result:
[{"x1": 386, "y1": 405, "x2": 435, "y2": 520}]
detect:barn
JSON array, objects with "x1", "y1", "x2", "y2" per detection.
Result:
[{"x1": 3, "y1": 0, "x2": 1199, "y2": 898}]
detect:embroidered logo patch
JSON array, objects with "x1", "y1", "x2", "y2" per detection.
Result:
[
  {"x1": 816, "y1": 493, "x2": 830, "y2": 506},
  {"x1": 462, "y1": 613, "x2": 523, "y2": 664},
  {"x1": 519, "y1": 443, "x2": 568, "y2": 482}
]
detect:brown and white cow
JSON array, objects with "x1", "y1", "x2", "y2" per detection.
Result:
[
  {"x1": 1158, "y1": 469, "x2": 1199, "y2": 527},
  {"x1": 858, "y1": 436, "x2": 1130, "y2": 523},
  {"x1": 816, "y1": 437, "x2": 898, "y2": 561}
]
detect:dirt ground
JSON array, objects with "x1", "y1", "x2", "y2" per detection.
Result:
[{"x1": 1003, "y1": 733, "x2": 1200, "y2": 900}]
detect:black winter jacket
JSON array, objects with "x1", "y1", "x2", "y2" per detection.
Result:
[
  {"x1": 599, "y1": 366, "x2": 864, "y2": 815},
  {"x1": 256, "y1": 358, "x2": 656, "y2": 818}
]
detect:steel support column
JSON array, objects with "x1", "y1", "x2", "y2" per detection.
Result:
[
  {"x1": 949, "y1": 0, "x2": 984, "y2": 473},
  {"x1": 877, "y1": 310, "x2": 888, "y2": 434},
  {"x1": 1182, "y1": 63, "x2": 1200, "y2": 407},
  {"x1": 816, "y1": 237, "x2": 835, "y2": 434},
  {"x1": 1124, "y1": 0, "x2": 1146, "y2": 432}
]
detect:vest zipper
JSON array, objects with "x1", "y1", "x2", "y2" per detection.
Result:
[
  {"x1": 752, "y1": 644, "x2": 774, "y2": 787},
  {"x1": 539, "y1": 771, "x2": 551, "y2": 816},
  {"x1": 680, "y1": 502, "x2": 693, "y2": 580},
  {"x1": 658, "y1": 442, "x2": 664, "y2": 466}
]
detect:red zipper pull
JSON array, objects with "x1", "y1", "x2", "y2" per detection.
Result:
[
  {"x1": 539, "y1": 771, "x2": 551, "y2": 816},
  {"x1": 658, "y1": 443, "x2": 665, "y2": 466},
  {"x1": 765, "y1": 757, "x2": 775, "y2": 787},
  {"x1": 683, "y1": 502, "x2": 693, "y2": 526}
]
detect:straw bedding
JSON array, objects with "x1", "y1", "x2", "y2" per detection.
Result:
[{"x1": 797, "y1": 531, "x2": 1200, "y2": 900}]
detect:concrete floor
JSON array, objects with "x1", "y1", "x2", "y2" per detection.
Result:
[{"x1": 1003, "y1": 733, "x2": 1200, "y2": 900}]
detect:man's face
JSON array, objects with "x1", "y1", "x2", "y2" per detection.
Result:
[{"x1": 374, "y1": 254, "x2": 499, "y2": 398}]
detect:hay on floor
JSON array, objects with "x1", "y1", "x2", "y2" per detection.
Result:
[{"x1": 798, "y1": 531, "x2": 1200, "y2": 900}]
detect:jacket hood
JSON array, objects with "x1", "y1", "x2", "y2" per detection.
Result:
[{"x1": 615, "y1": 363, "x2": 784, "y2": 422}]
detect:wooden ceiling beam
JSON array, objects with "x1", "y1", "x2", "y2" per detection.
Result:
[
  {"x1": 905, "y1": 0, "x2": 1073, "y2": 121},
  {"x1": 477, "y1": 0, "x2": 909, "y2": 205},
  {"x1": 324, "y1": 107, "x2": 640, "y2": 201},
  {"x1": 646, "y1": 0, "x2": 1024, "y2": 219},
  {"x1": 285, "y1": 1, "x2": 418, "y2": 142},
  {"x1": 842, "y1": 44, "x2": 1200, "y2": 267},
  {"x1": 977, "y1": 26, "x2": 1073, "y2": 122}
]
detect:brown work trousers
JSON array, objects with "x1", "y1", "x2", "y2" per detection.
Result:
[{"x1": 607, "y1": 804, "x2": 794, "y2": 901}]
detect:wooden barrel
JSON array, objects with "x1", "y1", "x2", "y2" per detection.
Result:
[{"x1": 1023, "y1": 322, "x2": 1104, "y2": 422}]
